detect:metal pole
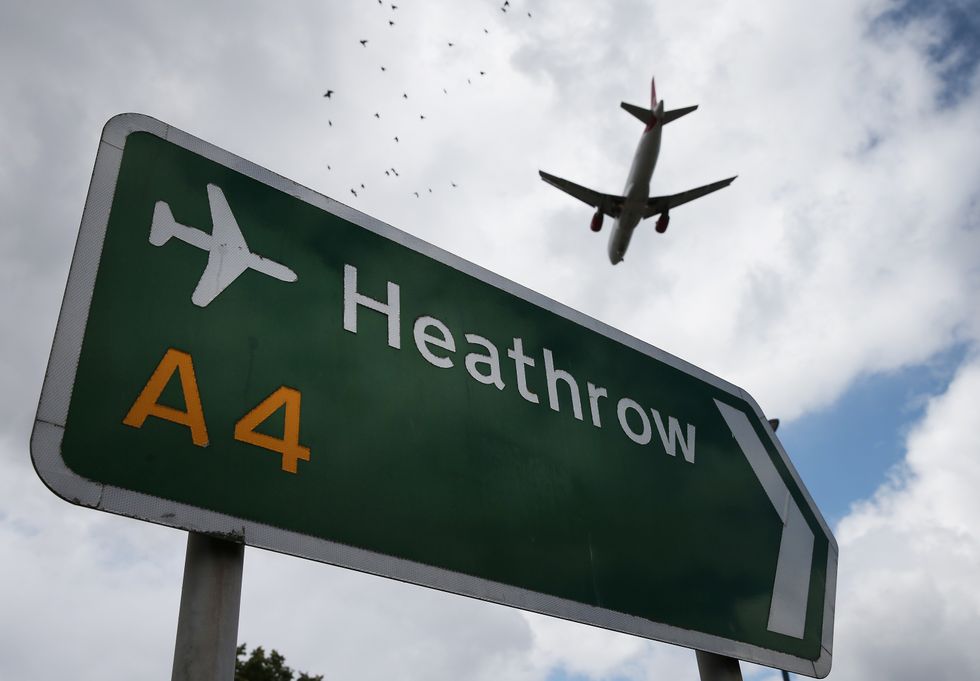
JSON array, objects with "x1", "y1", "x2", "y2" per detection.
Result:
[
  {"x1": 695, "y1": 651, "x2": 743, "y2": 681},
  {"x1": 171, "y1": 531, "x2": 245, "y2": 681}
]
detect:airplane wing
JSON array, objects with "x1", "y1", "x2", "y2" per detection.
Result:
[
  {"x1": 192, "y1": 248, "x2": 251, "y2": 308},
  {"x1": 643, "y1": 176, "x2": 737, "y2": 218},
  {"x1": 190, "y1": 184, "x2": 252, "y2": 307},
  {"x1": 207, "y1": 184, "x2": 249, "y2": 251},
  {"x1": 539, "y1": 171, "x2": 625, "y2": 218}
]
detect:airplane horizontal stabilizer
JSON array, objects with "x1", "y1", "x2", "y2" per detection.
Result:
[
  {"x1": 643, "y1": 176, "x2": 737, "y2": 218},
  {"x1": 620, "y1": 102, "x2": 656, "y2": 126},
  {"x1": 660, "y1": 104, "x2": 698, "y2": 125},
  {"x1": 539, "y1": 170, "x2": 624, "y2": 218}
]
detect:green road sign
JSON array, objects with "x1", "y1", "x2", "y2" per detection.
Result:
[{"x1": 33, "y1": 114, "x2": 837, "y2": 677}]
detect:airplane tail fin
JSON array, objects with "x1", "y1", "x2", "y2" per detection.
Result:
[
  {"x1": 623, "y1": 76, "x2": 698, "y2": 127},
  {"x1": 150, "y1": 201, "x2": 179, "y2": 246}
]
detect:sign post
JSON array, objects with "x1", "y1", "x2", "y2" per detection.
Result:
[
  {"x1": 696, "y1": 651, "x2": 744, "y2": 681},
  {"x1": 171, "y1": 532, "x2": 244, "y2": 681},
  {"x1": 33, "y1": 113, "x2": 837, "y2": 677}
]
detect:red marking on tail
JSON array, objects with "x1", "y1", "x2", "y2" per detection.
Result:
[{"x1": 643, "y1": 77, "x2": 659, "y2": 133}]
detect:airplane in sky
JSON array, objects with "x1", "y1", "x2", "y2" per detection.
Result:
[
  {"x1": 540, "y1": 77, "x2": 736, "y2": 264},
  {"x1": 149, "y1": 184, "x2": 297, "y2": 307}
]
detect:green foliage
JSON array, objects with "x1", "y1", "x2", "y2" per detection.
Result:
[{"x1": 235, "y1": 643, "x2": 324, "y2": 681}]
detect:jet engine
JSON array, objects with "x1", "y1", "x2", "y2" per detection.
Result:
[
  {"x1": 590, "y1": 211, "x2": 604, "y2": 232},
  {"x1": 655, "y1": 212, "x2": 670, "y2": 233}
]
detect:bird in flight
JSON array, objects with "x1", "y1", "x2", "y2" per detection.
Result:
[
  {"x1": 413, "y1": 191, "x2": 420, "y2": 198},
  {"x1": 389, "y1": 20, "x2": 395, "y2": 26},
  {"x1": 394, "y1": 136, "x2": 399, "y2": 142},
  {"x1": 374, "y1": 112, "x2": 381, "y2": 118},
  {"x1": 360, "y1": 39, "x2": 368, "y2": 46},
  {"x1": 351, "y1": 188, "x2": 358, "y2": 197},
  {"x1": 420, "y1": 114, "x2": 426, "y2": 120},
  {"x1": 323, "y1": 89, "x2": 334, "y2": 98},
  {"x1": 448, "y1": 42, "x2": 454, "y2": 47},
  {"x1": 403, "y1": 93, "x2": 408, "y2": 98}
]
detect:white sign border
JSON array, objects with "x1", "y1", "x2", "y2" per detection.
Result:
[{"x1": 31, "y1": 113, "x2": 837, "y2": 677}]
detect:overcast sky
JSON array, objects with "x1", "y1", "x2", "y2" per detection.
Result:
[{"x1": 2, "y1": 0, "x2": 979, "y2": 679}]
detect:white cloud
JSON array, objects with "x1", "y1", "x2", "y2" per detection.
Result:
[{"x1": 830, "y1": 353, "x2": 980, "y2": 679}]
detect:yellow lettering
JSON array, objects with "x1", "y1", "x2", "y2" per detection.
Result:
[
  {"x1": 123, "y1": 348, "x2": 209, "y2": 446},
  {"x1": 234, "y1": 387, "x2": 310, "y2": 473}
]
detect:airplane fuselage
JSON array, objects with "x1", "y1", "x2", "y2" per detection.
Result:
[{"x1": 608, "y1": 109, "x2": 662, "y2": 264}]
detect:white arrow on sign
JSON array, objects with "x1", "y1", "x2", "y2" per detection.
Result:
[{"x1": 714, "y1": 400, "x2": 815, "y2": 639}]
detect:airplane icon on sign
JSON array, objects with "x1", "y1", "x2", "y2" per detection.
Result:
[{"x1": 150, "y1": 184, "x2": 297, "y2": 307}]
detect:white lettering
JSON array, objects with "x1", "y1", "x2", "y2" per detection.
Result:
[
  {"x1": 507, "y1": 338, "x2": 539, "y2": 404},
  {"x1": 587, "y1": 382, "x2": 607, "y2": 428},
  {"x1": 413, "y1": 316, "x2": 455, "y2": 368},
  {"x1": 464, "y1": 334, "x2": 505, "y2": 390},
  {"x1": 343, "y1": 264, "x2": 400, "y2": 349},
  {"x1": 339, "y1": 262, "x2": 698, "y2": 462},
  {"x1": 617, "y1": 398, "x2": 651, "y2": 445},
  {"x1": 652, "y1": 409, "x2": 696, "y2": 463},
  {"x1": 543, "y1": 348, "x2": 583, "y2": 420}
]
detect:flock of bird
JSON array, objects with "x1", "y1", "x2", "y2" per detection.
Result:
[{"x1": 320, "y1": 0, "x2": 534, "y2": 201}]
